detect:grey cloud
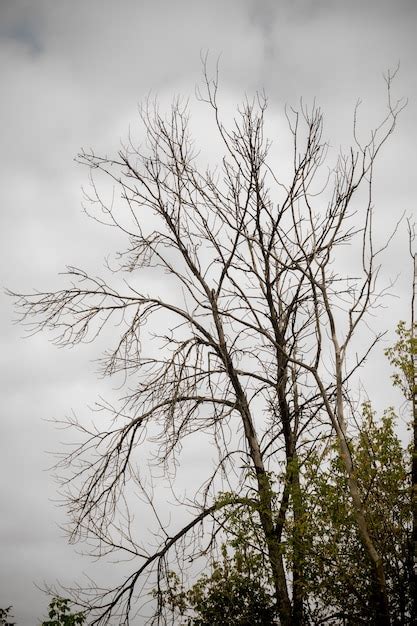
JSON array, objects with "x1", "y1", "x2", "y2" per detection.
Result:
[
  {"x1": 0, "y1": 1, "x2": 43, "y2": 54},
  {"x1": 1, "y1": 1, "x2": 416, "y2": 624}
]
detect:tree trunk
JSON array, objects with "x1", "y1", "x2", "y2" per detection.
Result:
[
  {"x1": 212, "y1": 298, "x2": 293, "y2": 625},
  {"x1": 291, "y1": 456, "x2": 304, "y2": 626},
  {"x1": 338, "y1": 421, "x2": 391, "y2": 624},
  {"x1": 411, "y1": 252, "x2": 417, "y2": 625},
  {"x1": 324, "y1": 313, "x2": 391, "y2": 624}
]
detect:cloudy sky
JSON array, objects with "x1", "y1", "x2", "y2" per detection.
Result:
[{"x1": 1, "y1": 1, "x2": 416, "y2": 624}]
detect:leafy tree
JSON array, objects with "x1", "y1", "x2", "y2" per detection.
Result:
[
  {"x1": 385, "y1": 321, "x2": 417, "y2": 402},
  {"x1": 0, "y1": 607, "x2": 15, "y2": 626},
  {"x1": 386, "y1": 319, "x2": 417, "y2": 621},
  {"x1": 300, "y1": 404, "x2": 411, "y2": 624},
  {"x1": 161, "y1": 545, "x2": 276, "y2": 626},
  {"x1": 163, "y1": 400, "x2": 412, "y2": 625},
  {"x1": 159, "y1": 492, "x2": 277, "y2": 624},
  {"x1": 0, "y1": 598, "x2": 85, "y2": 626},
  {"x1": 40, "y1": 597, "x2": 86, "y2": 626}
]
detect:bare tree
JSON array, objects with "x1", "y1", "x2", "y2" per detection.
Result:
[{"x1": 9, "y1": 65, "x2": 404, "y2": 625}]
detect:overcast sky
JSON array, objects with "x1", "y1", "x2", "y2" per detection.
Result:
[{"x1": 1, "y1": 1, "x2": 416, "y2": 624}]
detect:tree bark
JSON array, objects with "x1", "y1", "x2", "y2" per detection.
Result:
[
  {"x1": 211, "y1": 294, "x2": 293, "y2": 625},
  {"x1": 411, "y1": 252, "x2": 417, "y2": 625}
]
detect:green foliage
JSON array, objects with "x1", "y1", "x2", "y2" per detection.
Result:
[
  {"x1": 161, "y1": 401, "x2": 412, "y2": 624},
  {"x1": 41, "y1": 597, "x2": 85, "y2": 626},
  {"x1": 0, "y1": 607, "x2": 15, "y2": 626},
  {"x1": 162, "y1": 545, "x2": 276, "y2": 626},
  {"x1": 155, "y1": 319, "x2": 417, "y2": 624},
  {"x1": 385, "y1": 321, "x2": 417, "y2": 402},
  {"x1": 187, "y1": 546, "x2": 276, "y2": 626},
  {"x1": 301, "y1": 404, "x2": 412, "y2": 624},
  {"x1": 159, "y1": 494, "x2": 277, "y2": 625},
  {"x1": 0, "y1": 598, "x2": 85, "y2": 626}
]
